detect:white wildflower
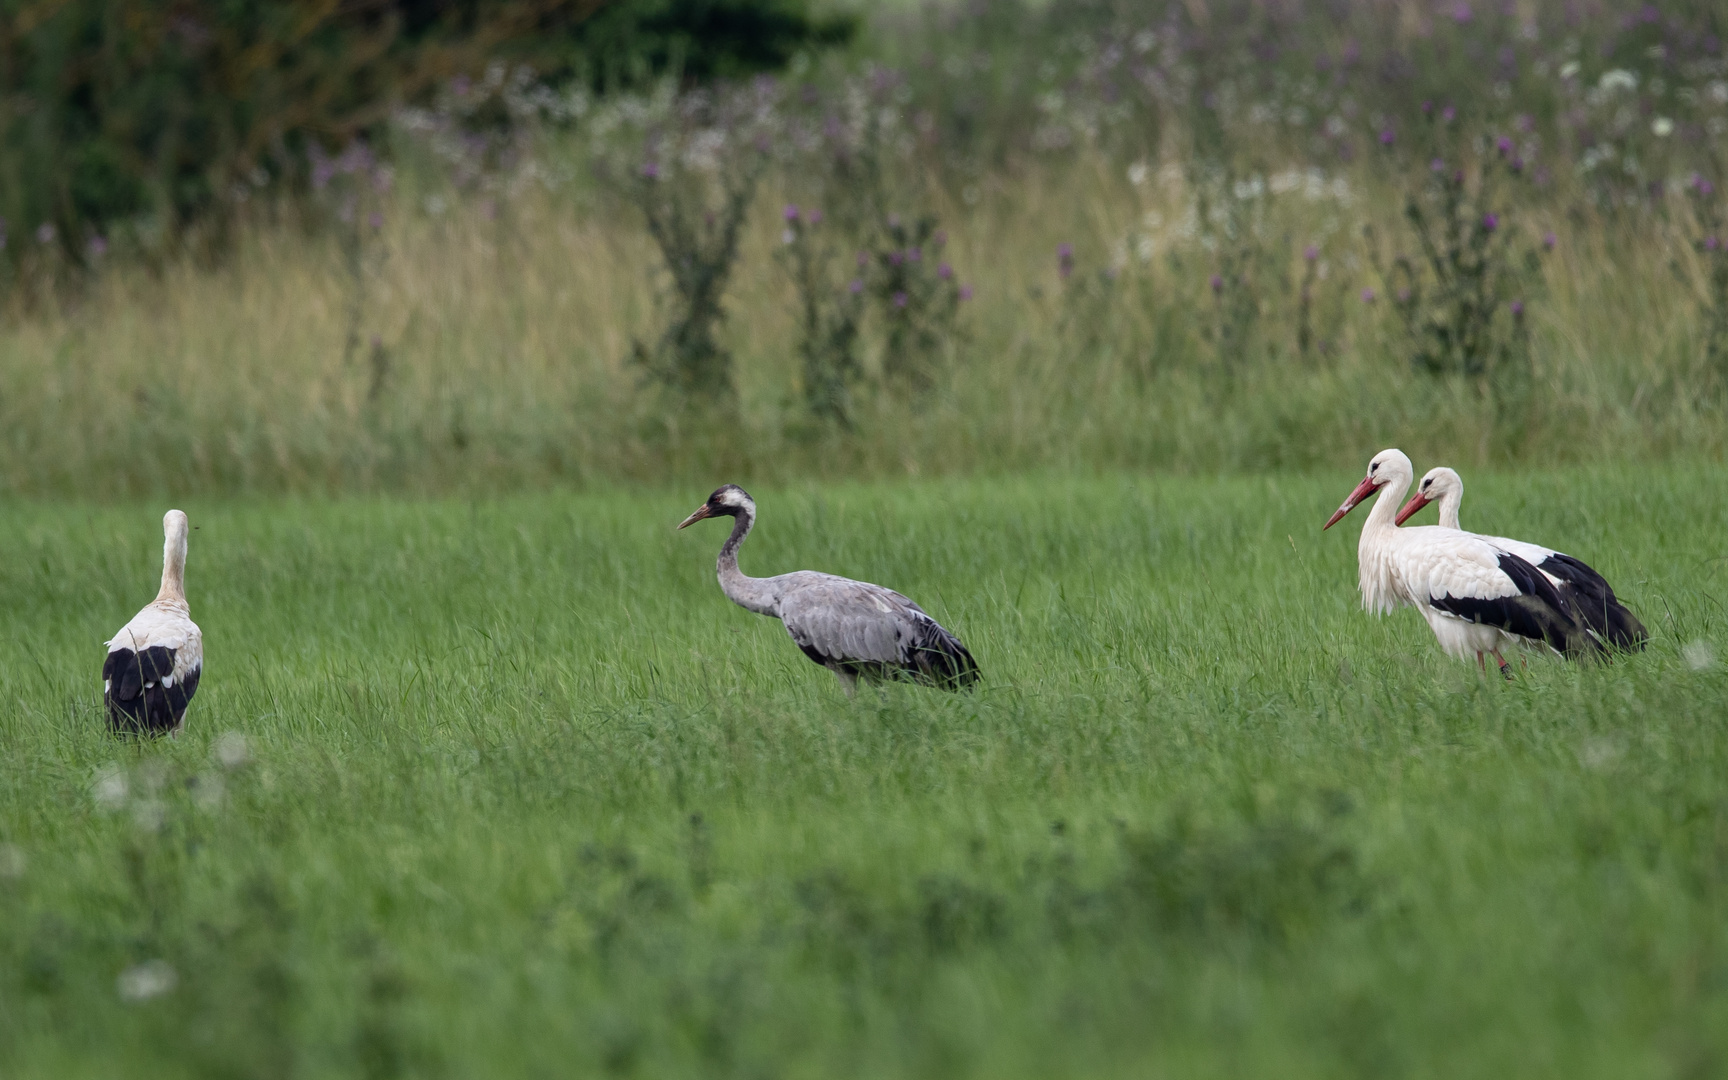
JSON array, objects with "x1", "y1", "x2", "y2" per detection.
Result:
[
  {"x1": 215, "y1": 731, "x2": 250, "y2": 769},
  {"x1": 1127, "y1": 162, "x2": 1148, "y2": 185},
  {"x1": 1683, "y1": 640, "x2": 1716, "y2": 671},
  {"x1": 117, "y1": 961, "x2": 177, "y2": 1002},
  {"x1": 1651, "y1": 117, "x2": 1674, "y2": 137},
  {"x1": 91, "y1": 764, "x2": 128, "y2": 811},
  {"x1": 1560, "y1": 61, "x2": 1581, "y2": 79},
  {"x1": 1598, "y1": 69, "x2": 1638, "y2": 94}
]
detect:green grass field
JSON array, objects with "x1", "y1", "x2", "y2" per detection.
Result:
[{"x1": 3, "y1": 466, "x2": 1726, "y2": 1078}]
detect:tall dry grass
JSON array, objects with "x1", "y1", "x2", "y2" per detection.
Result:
[{"x1": 0, "y1": 140, "x2": 1722, "y2": 497}]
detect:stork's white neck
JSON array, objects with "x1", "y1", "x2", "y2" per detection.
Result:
[
  {"x1": 1436, "y1": 482, "x2": 1463, "y2": 530},
  {"x1": 156, "y1": 516, "x2": 189, "y2": 608},
  {"x1": 1357, "y1": 469, "x2": 1411, "y2": 614},
  {"x1": 716, "y1": 504, "x2": 780, "y2": 617}
]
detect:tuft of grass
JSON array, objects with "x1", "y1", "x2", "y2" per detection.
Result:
[{"x1": 1, "y1": 467, "x2": 1725, "y2": 1076}]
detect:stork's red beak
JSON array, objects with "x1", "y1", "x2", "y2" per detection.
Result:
[
  {"x1": 1393, "y1": 492, "x2": 1432, "y2": 527},
  {"x1": 1323, "y1": 474, "x2": 1382, "y2": 530},
  {"x1": 677, "y1": 504, "x2": 713, "y2": 530}
]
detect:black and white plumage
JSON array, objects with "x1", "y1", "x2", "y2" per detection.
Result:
[
  {"x1": 103, "y1": 510, "x2": 203, "y2": 736},
  {"x1": 1324, "y1": 450, "x2": 1600, "y2": 676},
  {"x1": 1395, "y1": 466, "x2": 1647, "y2": 651},
  {"x1": 678, "y1": 485, "x2": 979, "y2": 693}
]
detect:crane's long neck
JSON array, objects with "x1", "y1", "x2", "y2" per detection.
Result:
[
  {"x1": 717, "y1": 507, "x2": 780, "y2": 617},
  {"x1": 156, "y1": 524, "x2": 188, "y2": 609}
]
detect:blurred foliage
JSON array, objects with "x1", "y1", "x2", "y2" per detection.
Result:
[
  {"x1": 554, "y1": 0, "x2": 857, "y2": 88},
  {"x1": 0, "y1": 0, "x2": 851, "y2": 269}
]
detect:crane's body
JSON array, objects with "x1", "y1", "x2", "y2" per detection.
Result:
[
  {"x1": 104, "y1": 510, "x2": 203, "y2": 735},
  {"x1": 1325, "y1": 450, "x2": 1599, "y2": 676},
  {"x1": 679, "y1": 485, "x2": 979, "y2": 693}
]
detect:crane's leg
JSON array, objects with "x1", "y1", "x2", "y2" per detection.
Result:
[
  {"x1": 1477, "y1": 651, "x2": 1486, "y2": 677},
  {"x1": 1492, "y1": 649, "x2": 1513, "y2": 680},
  {"x1": 830, "y1": 666, "x2": 858, "y2": 698}
]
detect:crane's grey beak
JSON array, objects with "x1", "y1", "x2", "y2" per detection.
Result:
[
  {"x1": 1323, "y1": 474, "x2": 1381, "y2": 530},
  {"x1": 677, "y1": 505, "x2": 713, "y2": 530},
  {"x1": 1393, "y1": 492, "x2": 1432, "y2": 527}
]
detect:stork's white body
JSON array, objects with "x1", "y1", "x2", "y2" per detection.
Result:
[
  {"x1": 103, "y1": 511, "x2": 203, "y2": 735},
  {"x1": 1398, "y1": 467, "x2": 1647, "y2": 651},
  {"x1": 1326, "y1": 450, "x2": 1597, "y2": 671},
  {"x1": 1357, "y1": 522, "x2": 1525, "y2": 660}
]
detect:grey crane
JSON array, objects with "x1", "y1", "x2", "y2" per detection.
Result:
[{"x1": 678, "y1": 485, "x2": 980, "y2": 693}]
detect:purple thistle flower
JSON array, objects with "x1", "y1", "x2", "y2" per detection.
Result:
[
  {"x1": 1543, "y1": 231, "x2": 1556, "y2": 250},
  {"x1": 1361, "y1": 288, "x2": 1377, "y2": 303},
  {"x1": 1451, "y1": 2, "x2": 1472, "y2": 23},
  {"x1": 1482, "y1": 213, "x2": 1499, "y2": 232},
  {"x1": 959, "y1": 285, "x2": 974, "y2": 301},
  {"x1": 1210, "y1": 274, "x2": 1224, "y2": 293},
  {"x1": 1701, "y1": 180, "x2": 1717, "y2": 197},
  {"x1": 1058, "y1": 242, "x2": 1074, "y2": 259},
  {"x1": 889, "y1": 251, "x2": 905, "y2": 267},
  {"x1": 1058, "y1": 242, "x2": 1075, "y2": 280},
  {"x1": 783, "y1": 204, "x2": 800, "y2": 222},
  {"x1": 909, "y1": 247, "x2": 921, "y2": 262},
  {"x1": 808, "y1": 210, "x2": 823, "y2": 225},
  {"x1": 1379, "y1": 128, "x2": 1395, "y2": 146},
  {"x1": 1496, "y1": 136, "x2": 1513, "y2": 155},
  {"x1": 1706, "y1": 236, "x2": 1721, "y2": 252},
  {"x1": 857, "y1": 251, "x2": 869, "y2": 268},
  {"x1": 1396, "y1": 287, "x2": 1411, "y2": 303},
  {"x1": 1516, "y1": 114, "x2": 1534, "y2": 133},
  {"x1": 368, "y1": 212, "x2": 383, "y2": 230},
  {"x1": 1304, "y1": 245, "x2": 1319, "y2": 262},
  {"x1": 641, "y1": 162, "x2": 660, "y2": 180},
  {"x1": 1510, "y1": 299, "x2": 1524, "y2": 316},
  {"x1": 1431, "y1": 158, "x2": 1446, "y2": 172},
  {"x1": 1442, "y1": 104, "x2": 1457, "y2": 123},
  {"x1": 938, "y1": 262, "x2": 953, "y2": 280},
  {"x1": 1421, "y1": 100, "x2": 1434, "y2": 114},
  {"x1": 87, "y1": 235, "x2": 108, "y2": 258},
  {"x1": 35, "y1": 222, "x2": 55, "y2": 245},
  {"x1": 892, "y1": 291, "x2": 908, "y2": 308},
  {"x1": 849, "y1": 278, "x2": 864, "y2": 293}
]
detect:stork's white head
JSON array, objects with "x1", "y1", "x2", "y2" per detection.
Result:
[
  {"x1": 1395, "y1": 466, "x2": 1461, "y2": 526},
  {"x1": 1323, "y1": 449, "x2": 1413, "y2": 530},
  {"x1": 678, "y1": 484, "x2": 756, "y2": 529}
]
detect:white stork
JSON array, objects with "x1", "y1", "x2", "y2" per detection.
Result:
[
  {"x1": 678, "y1": 485, "x2": 979, "y2": 693},
  {"x1": 103, "y1": 510, "x2": 203, "y2": 736},
  {"x1": 1395, "y1": 466, "x2": 1647, "y2": 651},
  {"x1": 1323, "y1": 450, "x2": 1600, "y2": 677}
]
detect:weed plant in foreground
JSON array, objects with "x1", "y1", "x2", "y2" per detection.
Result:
[{"x1": 1, "y1": 468, "x2": 1726, "y2": 1077}]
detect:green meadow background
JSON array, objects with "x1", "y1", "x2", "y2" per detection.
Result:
[
  {"x1": 4, "y1": 0, "x2": 1728, "y2": 1074},
  {"x1": 3, "y1": 471, "x2": 1726, "y2": 1077}
]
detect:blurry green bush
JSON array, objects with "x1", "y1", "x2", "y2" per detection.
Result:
[{"x1": 0, "y1": 0, "x2": 853, "y2": 272}]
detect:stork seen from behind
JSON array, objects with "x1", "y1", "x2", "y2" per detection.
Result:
[
  {"x1": 1323, "y1": 450, "x2": 1600, "y2": 677},
  {"x1": 678, "y1": 485, "x2": 979, "y2": 693},
  {"x1": 104, "y1": 510, "x2": 203, "y2": 736},
  {"x1": 1395, "y1": 466, "x2": 1647, "y2": 651}
]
